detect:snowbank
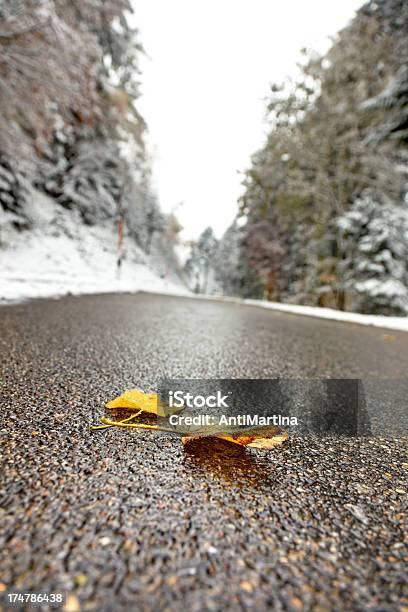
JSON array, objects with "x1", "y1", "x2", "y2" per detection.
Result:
[
  {"x1": 175, "y1": 293, "x2": 408, "y2": 332},
  {"x1": 242, "y1": 298, "x2": 408, "y2": 332},
  {"x1": 0, "y1": 190, "x2": 188, "y2": 303}
]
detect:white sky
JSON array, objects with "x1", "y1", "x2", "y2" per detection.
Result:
[{"x1": 136, "y1": 0, "x2": 364, "y2": 240}]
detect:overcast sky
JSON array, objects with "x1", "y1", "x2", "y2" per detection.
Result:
[{"x1": 136, "y1": 0, "x2": 364, "y2": 240}]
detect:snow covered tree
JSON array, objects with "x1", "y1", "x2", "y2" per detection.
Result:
[
  {"x1": 0, "y1": 0, "x2": 182, "y2": 285},
  {"x1": 337, "y1": 195, "x2": 408, "y2": 314},
  {"x1": 221, "y1": 0, "x2": 408, "y2": 314},
  {"x1": 0, "y1": 1, "x2": 148, "y2": 197},
  {"x1": 185, "y1": 227, "x2": 218, "y2": 293},
  {"x1": 213, "y1": 221, "x2": 245, "y2": 296},
  {"x1": 0, "y1": 154, "x2": 29, "y2": 229},
  {"x1": 0, "y1": 0, "x2": 101, "y2": 168},
  {"x1": 143, "y1": 207, "x2": 164, "y2": 254},
  {"x1": 41, "y1": 139, "x2": 124, "y2": 225}
]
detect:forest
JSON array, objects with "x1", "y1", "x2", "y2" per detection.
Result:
[
  {"x1": 0, "y1": 0, "x2": 181, "y2": 285},
  {"x1": 187, "y1": 0, "x2": 408, "y2": 315},
  {"x1": 1, "y1": 0, "x2": 408, "y2": 315}
]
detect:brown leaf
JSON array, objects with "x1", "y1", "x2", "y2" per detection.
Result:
[{"x1": 182, "y1": 426, "x2": 288, "y2": 449}]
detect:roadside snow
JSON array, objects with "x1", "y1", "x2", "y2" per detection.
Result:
[
  {"x1": 0, "y1": 190, "x2": 188, "y2": 303},
  {"x1": 242, "y1": 298, "x2": 408, "y2": 332},
  {"x1": 183, "y1": 294, "x2": 408, "y2": 332},
  {"x1": 2, "y1": 191, "x2": 408, "y2": 332}
]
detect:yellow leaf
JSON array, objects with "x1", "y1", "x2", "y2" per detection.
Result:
[{"x1": 106, "y1": 388, "x2": 182, "y2": 417}]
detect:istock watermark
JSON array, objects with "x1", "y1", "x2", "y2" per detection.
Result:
[
  {"x1": 166, "y1": 385, "x2": 298, "y2": 432},
  {"x1": 168, "y1": 390, "x2": 231, "y2": 409},
  {"x1": 168, "y1": 412, "x2": 298, "y2": 427},
  {"x1": 157, "y1": 379, "x2": 378, "y2": 437}
]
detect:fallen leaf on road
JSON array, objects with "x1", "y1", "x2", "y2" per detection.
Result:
[
  {"x1": 106, "y1": 388, "x2": 182, "y2": 416},
  {"x1": 90, "y1": 389, "x2": 183, "y2": 430},
  {"x1": 92, "y1": 414, "x2": 288, "y2": 450},
  {"x1": 91, "y1": 390, "x2": 288, "y2": 450},
  {"x1": 182, "y1": 427, "x2": 288, "y2": 449}
]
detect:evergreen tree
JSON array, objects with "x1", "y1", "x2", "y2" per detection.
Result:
[
  {"x1": 337, "y1": 195, "x2": 408, "y2": 314},
  {"x1": 215, "y1": 0, "x2": 408, "y2": 315},
  {"x1": 185, "y1": 227, "x2": 218, "y2": 293}
]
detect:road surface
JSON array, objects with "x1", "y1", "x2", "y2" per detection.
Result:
[{"x1": 1, "y1": 293, "x2": 407, "y2": 611}]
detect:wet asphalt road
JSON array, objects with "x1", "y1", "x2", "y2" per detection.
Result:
[{"x1": 0, "y1": 293, "x2": 407, "y2": 611}]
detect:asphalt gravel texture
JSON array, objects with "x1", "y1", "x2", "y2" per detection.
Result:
[{"x1": 0, "y1": 293, "x2": 407, "y2": 612}]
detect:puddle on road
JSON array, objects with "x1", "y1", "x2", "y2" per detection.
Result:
[{"x1": 181, "y1": 436, "x2": 275, "y2": 487}]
